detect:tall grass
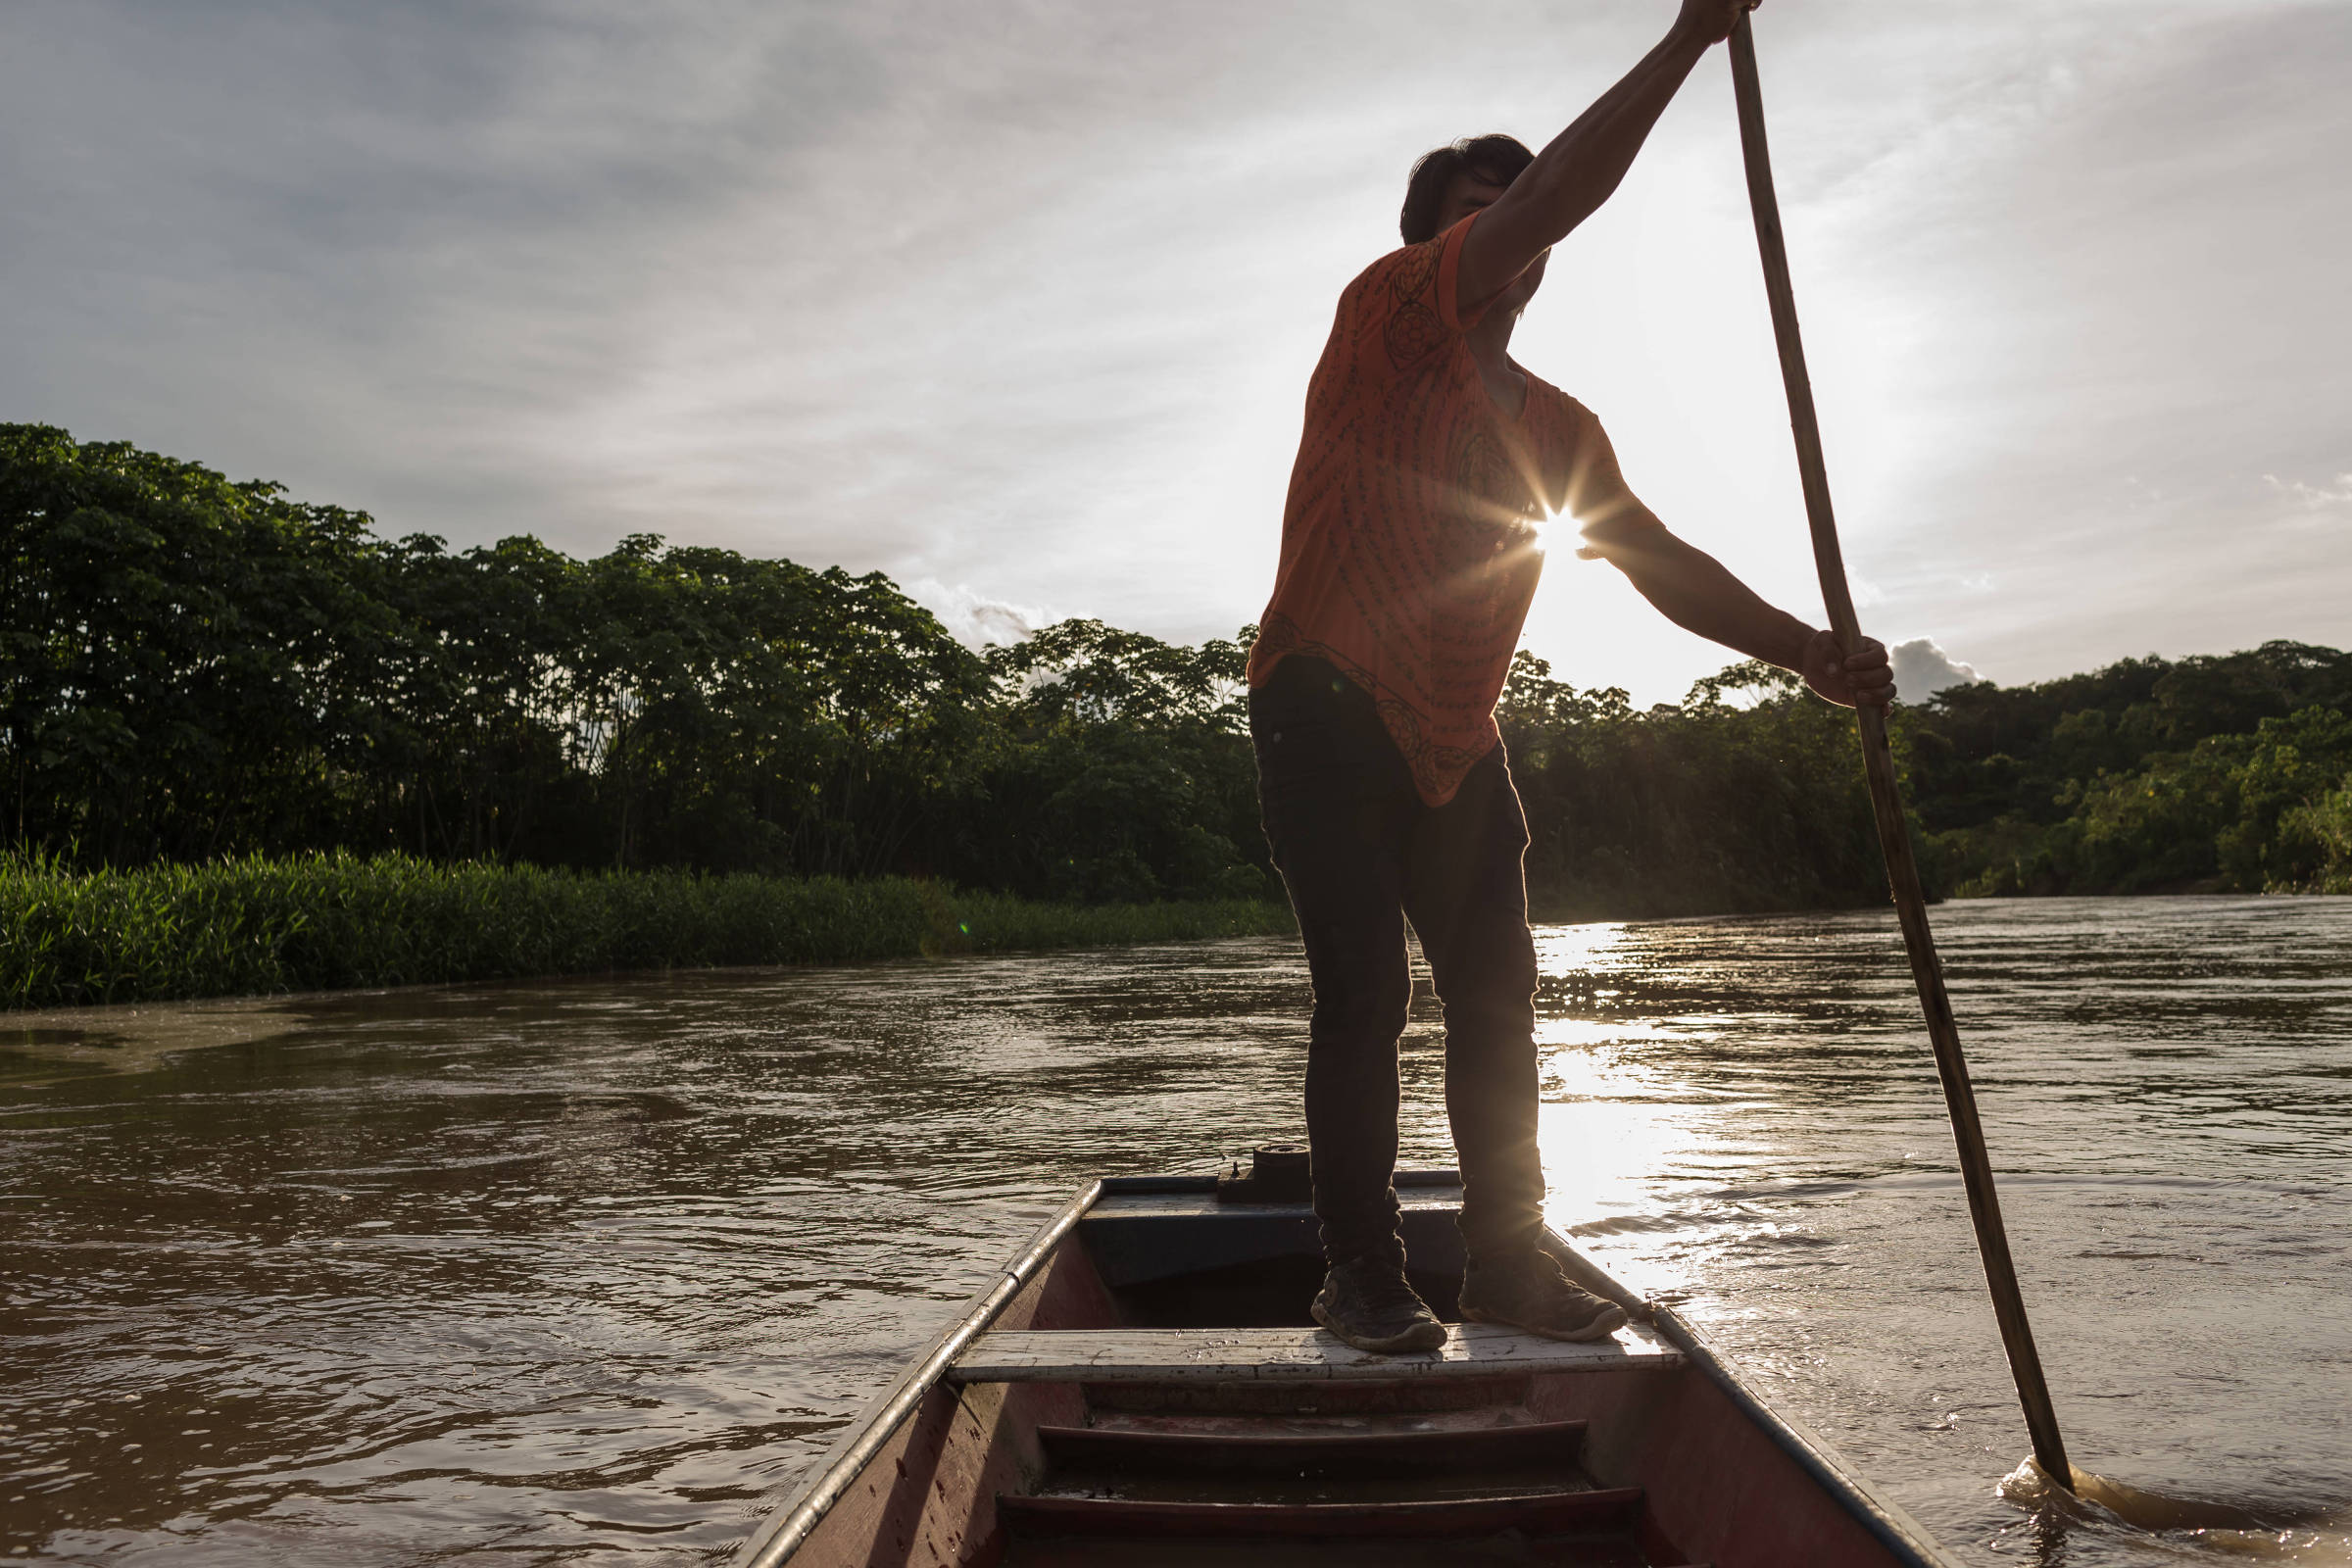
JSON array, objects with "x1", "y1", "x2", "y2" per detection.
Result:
[{"x1": 0, "y1": 852, "x2": 1295, "y2": 1010}]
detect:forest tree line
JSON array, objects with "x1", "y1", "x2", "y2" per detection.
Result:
[{"x1": 7, "y1": 423, "x2": 2349, "y2": 914}]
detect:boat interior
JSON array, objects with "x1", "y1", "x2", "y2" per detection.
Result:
[{"x1": 750, "y1": 1165, "x2": 1940, "y2": 1568}]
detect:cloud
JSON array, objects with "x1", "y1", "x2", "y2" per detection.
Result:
[
  {"x1": 2265, "y1": 473, "x2": 2352, "y2": 509},
  {"x1": 1889, "y1": 638, "x2": 1984, "y2": 700},
  {"x1": 904, "y1": 579, "x2": 1049, "y2": 651},
  {"x1": 2, "y1": 0, "x2": 2346, "y2": 708},
  {"x1": 1788, "y1": 2, "x2": 2352, "y2": 687}
]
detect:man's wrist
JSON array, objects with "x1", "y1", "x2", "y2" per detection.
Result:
[
  {"x1": 1772, "y1": 618, "x2": 1819, "y2": 673},
  {"x1": 1664, "y1": 3, "x2": 1744, "y2": 54},
  {"x1": 1659, "y1": 21, "x2": 1718, "y2": 60}
]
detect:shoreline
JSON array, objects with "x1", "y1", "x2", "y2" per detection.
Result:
[
  {"x1": 11, "y1": 860, "x2": 2339, "y2": 1019},
  {"x1": 0, "y1": 852, "x2": 1296, "y2": 1012}
]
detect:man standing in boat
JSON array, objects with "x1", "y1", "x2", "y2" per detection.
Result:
[{"x1": 1249, "y1": 0, "x2": 1895, "y2": 1353}]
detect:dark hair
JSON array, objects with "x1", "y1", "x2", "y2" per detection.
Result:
[{"x1": 1399, "y1": 134, "x2": 1536, "y2": 244}]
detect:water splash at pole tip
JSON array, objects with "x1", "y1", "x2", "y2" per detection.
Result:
[{"x1": 2000, "y1": 1457, "x2": 2352, "y2": 1561}]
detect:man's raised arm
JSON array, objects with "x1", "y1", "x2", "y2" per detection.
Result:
[{"x1": 1455, "y1": 0, "x2": 1753, "y2": 313}]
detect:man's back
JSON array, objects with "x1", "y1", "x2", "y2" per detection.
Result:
[{"x1": 1248, "y1": 213, "x2": 1596, "y2": 808}]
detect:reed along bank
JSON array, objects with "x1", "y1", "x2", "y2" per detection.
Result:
[{"x1": 0, "y1": 853, "x2": 1294, "y2": 1010}]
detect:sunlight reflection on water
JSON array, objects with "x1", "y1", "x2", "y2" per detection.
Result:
[{"x1": 1, "y1": 896, "x2": 2347, "y2": 1566}]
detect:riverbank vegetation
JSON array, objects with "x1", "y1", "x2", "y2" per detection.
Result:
[
  {"x1": 2, "y1": 424, "x2": 1269, "y2": 906},
  {"x1": 0, "y1": 853, "x2": 1293, "y2": 1009},
  {"x1": 1905, "y1": 643, "x2": 2352, "y2": 897},
  {"x1": 5, "y1": 423, "x2": 2348, "y2": 968},
  {"x1": 1500, "y1": 639, "x2": 2352, "y2": 914}
]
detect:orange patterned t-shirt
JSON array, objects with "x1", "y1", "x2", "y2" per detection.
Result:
[{"x1": 1247, "y1": 212, "x2": 1630, "y2": 806}]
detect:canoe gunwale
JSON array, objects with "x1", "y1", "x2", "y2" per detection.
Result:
[
  {"x1": 1646, "y1": 1300, "x2": 1954, "y2": 1567},
  {"x1": 732, "y1": 1180, "x2": 1102, "y2": 1568},
  {"x1": 1545, "y1": 1234, "x2": 1953, "y2": 1567}
]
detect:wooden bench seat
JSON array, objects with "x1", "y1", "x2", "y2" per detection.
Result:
[{"x1": 949, "y1": 1323, "x2": 1681, "y2": 1385}]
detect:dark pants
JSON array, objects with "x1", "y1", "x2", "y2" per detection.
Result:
[{"x1": 1250, "y1": 655, "x2": 1544, "y2": 1269}]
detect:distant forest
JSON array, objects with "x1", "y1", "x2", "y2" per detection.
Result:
[{"x1": 6, "y1": 422, "x2": 2349, "y2": 914}]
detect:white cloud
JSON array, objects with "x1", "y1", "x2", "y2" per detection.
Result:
[
  {"x1": 1888, "y1": 638, "x2": 1984, "y2": 700},
  {"x1": 2265, "y1": 472, "x2": 2352, "y2": 509},
  {"x1": 904, "y1": 579, "x2": 1050, "y2": 652}
]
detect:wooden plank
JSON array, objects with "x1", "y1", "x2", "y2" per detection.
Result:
[
  {"x1": 1088, "y1": 1187, "x2": 1463, "y2": 1219},
  {"x1": 998, "y1": 1487, "x2": 1645, "y2": 1539},
  {"x1": 1036, "y1": 1418, "x2": 1588, "y2": 1475},
  {"x1": 951, "y1": 1323, "x2": 1679, "y2": 1385},
  {"x1": 1082, "y1": 1374, "x2": 1534, "y2": 1417},
  {"x1": 1003, "y1": 1538, "x2": 1655, "y2": 1566}
]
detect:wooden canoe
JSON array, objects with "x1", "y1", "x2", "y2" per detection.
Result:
[{"x1": 736, "y1": 1163, "x2": 1959, "y2": 1568}]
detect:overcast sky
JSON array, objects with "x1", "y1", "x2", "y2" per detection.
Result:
[{"x1": 4, "y1": 0, "x2": 2346, "y2": 704}]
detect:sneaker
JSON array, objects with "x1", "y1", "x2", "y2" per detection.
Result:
[
  {"x1": 1310, "y1": 1256, "x2": 1448, "y2": 1353},
  {"x1": 1458, "y1": 1249, "x2": 1630, "y2": 1343}
]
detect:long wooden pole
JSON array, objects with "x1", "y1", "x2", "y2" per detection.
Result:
[{"x1": 1726, "y1": 10, "x2": 2075, "y2": 1492}]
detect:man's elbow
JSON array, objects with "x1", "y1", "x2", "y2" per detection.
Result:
[{"x1": 1574, "y1": 510, "x2": 1668, "y2": 565}]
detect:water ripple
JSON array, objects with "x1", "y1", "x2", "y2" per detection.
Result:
[{"x1": 1, "y1": 896, "x2": 2347, "y2": 1564}]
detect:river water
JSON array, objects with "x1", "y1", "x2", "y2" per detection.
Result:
[{"x1": 1, "y1": 896, "x2": 2347, "y2": 1566}]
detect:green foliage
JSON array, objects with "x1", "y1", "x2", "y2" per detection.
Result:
[
  {"x1": 2279, "y1": 786, "x2": 2352, "y2": 894},
  {"x1": 0, "y1": 851, "x2": 1294, "y2": 1010},
  {"x1": 1498, "y1": 655, "x2": 1890, "y2": 918},
  {"x1": 1, "y1": 425, "x2": 1267, "y2": 904},
  {"x1": 0, "y1": 423, "x2": 389, "y2": 860},
  {"x1": 1939, "y1": 696, "x2": 2352, "y2": 896},
  {"x1": 1489, "y1": 639, "x2": 2351, "y2": 915},
  {"x1": 971, "y1": 619, "x2": 1267, "y2": 904}
]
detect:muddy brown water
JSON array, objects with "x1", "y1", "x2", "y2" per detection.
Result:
[{"x1": 1, "y1": 896, "x2": 2347, "y2": 1565}]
